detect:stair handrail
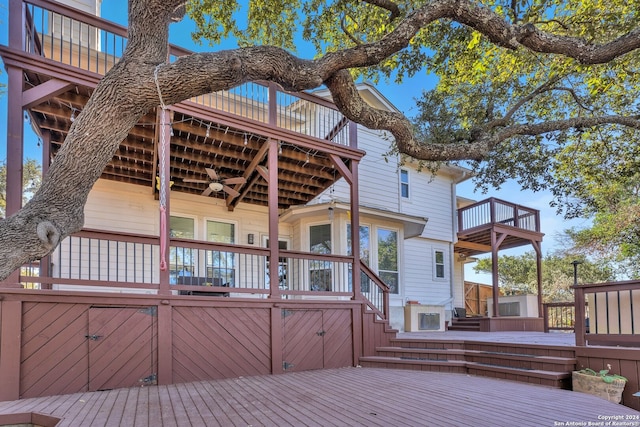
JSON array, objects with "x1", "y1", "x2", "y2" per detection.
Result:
[{"x1": 359, "y1": 260, "x2": 390, "y2": 320}]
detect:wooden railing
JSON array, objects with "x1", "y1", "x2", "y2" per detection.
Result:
[
  {"x1": 17, "y1": 229, "x2": 391, "y2": 304},
  {"x1": 543, "y1": 302, "x2": 577, "y2": 332},
  {"x1": 360, "y1": 261, "x2": 390, "y2": 320},
  {"x1": 458, "y1": 197, "x2": 540, "y2": 233},
  {"x1": 19, "y1": 0, "x2": 350, "y2": 146},
  {"x1": 575, "y1": 280, "x2": 640, "y2": 347}
]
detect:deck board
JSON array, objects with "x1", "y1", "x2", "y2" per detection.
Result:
[{"x1": 0, "y1": 367, "x2": 638, "y2": 426}]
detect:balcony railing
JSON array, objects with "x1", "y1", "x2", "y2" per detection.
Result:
[
  {"x1": 543, "y1": 302, "x2": 577, "y2": 332},
  {"x1": 458, "y1": 197, "x2": 540, "y2": 233},
  {"x1": 18, "y1": 229, "x2": 390, "y2": 319},
  {"x1": 19, "y1": 0, "x2": 350, "y2": 146},
  {"x1": 574, "y1": 280, "x2": 640, "y2": 347}
]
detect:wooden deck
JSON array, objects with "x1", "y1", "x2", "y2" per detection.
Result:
[{"x1": 0, "y1": 368, "x2": 637, "y2": 426}]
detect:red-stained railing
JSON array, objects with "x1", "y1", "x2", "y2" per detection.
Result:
[
  {"x1": 543, "y1": 301, "x2": 578, "y2": 332},
  {"x1": 458, "y1": 197, "x2": 540, "y2": 233},
  {"x1": 19, "y1": 0, "x2": 350, "y2": 146},
  {"x1": 574, "y1": 280, "x2": 640, "y2": 347},
  {"x1": 18, "y1": 229, "x2": 389, "y2": 318}
]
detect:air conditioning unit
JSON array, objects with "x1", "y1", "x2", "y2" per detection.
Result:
[{"x1": 404, "y1": 304, "x2": 445, "y2": 332}]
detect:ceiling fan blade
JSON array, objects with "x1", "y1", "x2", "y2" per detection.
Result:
[
  {"x1": 222, "y1": 185, "x2": 240, "y2": 198},
  {"x1": 205, "y1": 168, "x2": 219, "y2": 180},
  {"x1": 183, "y1": 179, "x2": 210, "y2": 183},
  {"x1": 201, "y1": 187, "x2": 213, "y2": 197},
  {"x1": 223, "y1": 177, "x2": 246, "y2": 185}
]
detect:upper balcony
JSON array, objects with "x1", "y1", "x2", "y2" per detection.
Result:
[
  {"x1": 2, "y1": 0, "x2": 363, "y2": 210},
  {"x1": 454, "y1": 197, "x2": 543, "y2": 257}
]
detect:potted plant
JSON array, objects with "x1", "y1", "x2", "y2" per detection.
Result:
[{"x1": 572, "y1": 365, "x2": 628, "y2": 403}]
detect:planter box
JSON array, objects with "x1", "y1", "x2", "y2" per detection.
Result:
[{"x1": 572, "y1": 371, "x2": 626, "y2": 403}]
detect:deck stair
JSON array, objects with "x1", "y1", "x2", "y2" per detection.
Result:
[
  {"x1": 360, "y1": 338, "x2": 576, "y2": 389},
  {"x1": 447, "y1": 317, "x2": 481, "y2": 331}
]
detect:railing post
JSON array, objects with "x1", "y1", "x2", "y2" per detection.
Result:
[
  {"x1": 513, "y1": 204, "x2": 519, "y2": 228},
  {"x1": 158, "y1": 108, "x2": 172, "y2": 295},
  {"x1": 268, "y1": 83, "x2": 278, "y2": 127},
  {"x1": 350, "y1": 160, "x2": 361, "y2": 301},
  {"x1": 489, "y1": 198, "x2": 496, "y2": 225},
  {"x1": 575, "y1": 286, "x2": 586, "y2": 346},
  {"x1": 267, "y1": 139, "x2": 281, "y2": 299},
  {"x1": 543, "y1": 303, "x2": 549, "y2": 333}
]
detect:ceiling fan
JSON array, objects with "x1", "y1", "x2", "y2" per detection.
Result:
[{"x1": 183, "y1": 168, "x2": 246, "y2": 198}]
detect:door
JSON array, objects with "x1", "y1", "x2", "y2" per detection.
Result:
[
  {"x1": 282, "y1": 309, "x2": 324, "y2": 372},
  {"x1": 281, "y1": 309, "x2": 353, "y2": 372},
  {"x1": 87, "y1": 306, "x2": 157, "y2": 391}
]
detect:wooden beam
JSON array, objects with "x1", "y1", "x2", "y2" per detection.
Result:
[
  {"x1": 454, "y1": 241, "x2": 492, "y2": 253},
  {"x1": 329, "y1": 154, "x2": 352, "y2": 185},
  {"x1": 22, "y1": 79, "x2": 74, "y2": 108}
]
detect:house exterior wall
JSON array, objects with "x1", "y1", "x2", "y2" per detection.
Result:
[
  {"x1": 320, "y1": 120, "x2": 465, "y2": 330},
  {"x1": 69, "y1": 86, "x2": 467, "y2": 331}
]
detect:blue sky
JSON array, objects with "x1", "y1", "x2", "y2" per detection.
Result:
[{"x1": 0, "y1": 0, "x2": 590, "y2": 283}]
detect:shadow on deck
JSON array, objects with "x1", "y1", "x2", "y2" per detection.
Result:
[{"x1": 0, "y1": 367, "x2": 637, "y2": 426}]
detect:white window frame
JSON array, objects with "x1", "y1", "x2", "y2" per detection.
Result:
[
  {"x1": 376, "y1": 226, "x2": 400, "y2": 295},
  {"x1": 168, "y1": 214, "x2": 198, "y2": 284},
  {"x1": 308, "y1": 222, "x2": 333, "y2": 291},
  {"x1": 433, "y1": 249, "x2": 446, "y2": 280},
  {"x1": 204, "y1": 218, "x2": 238, "y2": 286},
  {"x1": 400, "y1": 169, "x2": 410, "y2": 199}
]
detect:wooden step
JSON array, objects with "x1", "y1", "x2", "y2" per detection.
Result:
[
  {"x1": 359, "y1": 356, "x2": 467, "y2": 374},
  {"x1": 359, "y1": 356, "x2": 572, "y2": 389},
  {"x1": 375, "y1": 346, "x2": 466, "y2": 361},
  {"x1": 464, "y1": 350, "x2": 576, "y2": 372},
  {"x1": 376, "y1": 346, "x2": 575, "y2": 372},
  {"x1": 466, "y1": 362, "x2": 572, "y2": 389}
]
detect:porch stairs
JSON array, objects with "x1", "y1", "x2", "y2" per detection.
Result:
[
  {"x1": 359, "y1": 337, "x2": 576, "y2": 389},
  {"x1": 447, "y1": 317, "x2": 481, "y2": 331}
]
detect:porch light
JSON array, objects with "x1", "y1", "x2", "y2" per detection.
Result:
[{"x1": 247, "y1": 233, "x2": 255, "y2": 245}]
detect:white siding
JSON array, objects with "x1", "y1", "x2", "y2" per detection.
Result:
[
  {"x1": 400, "y1": 171, "x2": 455, "y2": 242},
  {"x1": 402, "y1": 239, "x2": 451, "y2": 305}
]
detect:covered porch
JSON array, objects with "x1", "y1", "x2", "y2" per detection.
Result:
[{"x1": 454, "y1": 197, "x2": 545, "y2": 331}]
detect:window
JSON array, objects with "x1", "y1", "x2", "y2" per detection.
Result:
[
  {"x1": 378, "y1": 228, "x2": 399, "y2": 294},
  {"x1": 347, "y1": 224, "x2": 371, "y2": 292},
  {"x1": 309, "y1": 224, "x2": 332, "y2": 291},
  {"x1": 169, "y1": 216, "x2": 195, "y2": 284},
  {"x1": 206, "y1": 220, "x2": 235, "y2": 285},
  {"x1": 434, "y1": 250, "x2": 445, "y2": 279},
  {"x1": 400, "y1": 169, "x2": 409, "y2": 199}
]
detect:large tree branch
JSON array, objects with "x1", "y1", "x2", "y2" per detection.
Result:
[
  {"x1": 325, "y1": 70, "x2": 640, "y2": 161},
  {"x1": 360, "y1": 0, "x2": 401, "y2": 21}
]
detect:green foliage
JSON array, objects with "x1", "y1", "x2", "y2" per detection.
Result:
[
  {"x1": 182, "y1": 0, "x2": 639, "y2": 273},
  {"x1": 577, "y1": 368, "x2": 627, "y2": 383},
  {"x1": 0, "y1": 159, "x2": 42, "y2": 218},
  {"x1": 473, "y1": 251, "x2": 614, "y2": 302}
]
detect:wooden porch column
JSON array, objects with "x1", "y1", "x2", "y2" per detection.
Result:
[
  {"x1": 533, "y1": 241, "x2": 543, "y2": 318},
  {"x1": 2, "y1": 65, "x2": 25, "y2": 287},
  {"x1": 267, "y1": 138, "x2": 280, "y2": 300},
  {"x1": 39, "y1": 131, "x2": 52, "y2": 288},
  {"x1": 350, "y1": 159, "x2": 361, "y2": 301},
  {"x1": 158, "y1": 108, "x2": 172, "y2": 295},
  {"x1": 3, "y1": 0, "x2": 25, "y2": 288},
  {"x1": 266, "y1": 138, "x2": 283, "y2": 374},
  {"x1": 491, "y1": 230, "x2": 499, "y2": 318}
]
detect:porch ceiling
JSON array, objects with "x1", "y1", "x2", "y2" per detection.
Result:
[{"x1": 26, "y1": 72, "x2": 353, "y2": 210}]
